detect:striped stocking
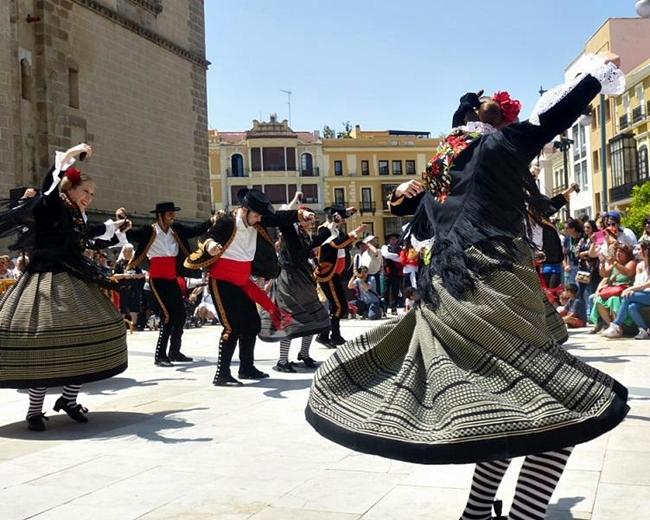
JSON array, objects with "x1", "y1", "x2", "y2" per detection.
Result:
[
  {"x1": 279, "y1": 338, "x2": 291, "y2": 363},
  {"x1": 27, "y1": 387, "x2": 48, "y2": 418},
  {"x1": 461, "y1": 458, "x2": 511, "y2": 520}
]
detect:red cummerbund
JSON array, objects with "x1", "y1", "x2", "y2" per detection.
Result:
[
  {"x1": 209, "y1": 258, "x2": 251, "y2": 286},
  {"x1": 334, "y1": 256, "x2": 346, "y2": 274},
  {"x1": 149, "y1": 257, "x2": 177, "y2": 280}
]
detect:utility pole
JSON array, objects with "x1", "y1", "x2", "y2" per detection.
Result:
[{"x1": 281, "y1": 89, "x2": 292, "y2": 127}]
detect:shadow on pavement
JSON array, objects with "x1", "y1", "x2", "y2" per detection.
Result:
[
  {"x1": 245, "y1": 377, "x2": 314, "y2": 399},
  {"x1": 14, "y1": 376, "x2": 197, "y2": 397},
  {"x1": 173, "y1": 359, "x2": 215, "y2": 373},
  {"x1": 0, "y1": 408, "x2": 213, "y2": 444},
  {"x1": 547, "y1": 496, "x2": 586, "y2": 519}
]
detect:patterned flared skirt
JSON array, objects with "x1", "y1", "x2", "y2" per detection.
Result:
[
  {"x1": 305, "y1": 243, "x2": 628, "y2": 464},
  {"x1": 259, "y1": 266, "x2": 330, "y2": 342},
  {"x1": 0, "y1": 271, "x2": 128, "y2": 388}
]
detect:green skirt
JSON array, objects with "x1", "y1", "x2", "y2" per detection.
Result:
[
  {"x1": 306, "y1": 243, "x2": 628, "y2": 464},
  {"x1": 0, "y1": 271, "x2": 128, "y2": 389}
]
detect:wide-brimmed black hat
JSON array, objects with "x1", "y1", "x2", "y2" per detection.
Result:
[
  {"x1": 151, "y1": 201, "x2": 181, "y2": 214},
  {"x1": 237, "y1": 188, "x2": 274, "y2": 217},
  {"x1": 324, "y1": 205, "x2": 351, "y2": 219}
]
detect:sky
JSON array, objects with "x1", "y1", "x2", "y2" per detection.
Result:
[{"x1": 204, "y1": 0, "x2": 638, "y2": 136}]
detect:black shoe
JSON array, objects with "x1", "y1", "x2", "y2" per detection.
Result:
[
  {"x1": 26, "y1": 413, "x2": 49, "y2": 431},
  {"x1": 330, "y1": 335, "x2": 346, "y2": 346},
  {"x1": 154, "y1": 358, "x2": 174, "y2": 367},
  {"x1": 314, "y1": 335, "x2": 331, "y2": 347},
  {"x1": 53, "y1": 397, "x2": 89, "y2": 423},
  {"x1": 213, "y1": 375, "x2": 243, "y2": 387},
  {"x1": 169, "y1": 353, "x2": 193, "y2": 362},
  {"x1": 297, "y1": 352, "x2": 319, "y2": 369},
  {"x1": 238, "y1": 367, "x2": 270, "y2": 379},
  {"x1": 273, "y1": 360, "x2": 297, "y2": 373}
]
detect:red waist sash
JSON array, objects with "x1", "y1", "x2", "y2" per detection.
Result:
[
  {"x1": 209, "y1": 258, "x2": 252, "y2": 286},
  {"x1": 149, "y1": 257, "x2": 177, "y2": 280}
]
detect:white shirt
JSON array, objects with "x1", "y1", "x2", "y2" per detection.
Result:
[
  {"x1": 381, "y1": 244, "x2": 401, "y2": 262},
  {"x1": 221, "y1": 209, "x2": 258, "y2": 262},
  {"x1": 361, "y1": 249, "x2": 382, "y2": 274},
  {"x1": 148, "y1": 223, "x2": 179, "y2": 258}
]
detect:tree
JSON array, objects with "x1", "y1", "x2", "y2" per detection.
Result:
[
  {"x1": 622, "y1": 181, "x2": 650, "y2": 236},
  {"x1": 336, "y1": 121, "x2": 353, "y2": 139},
  {"x1": 322, "y1": 125, "x2": 336, "y2": 138}
]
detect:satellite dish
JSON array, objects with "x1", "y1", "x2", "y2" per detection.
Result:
[{"x1": 636, "y1": 0, "x2": 650, "y2": 17}]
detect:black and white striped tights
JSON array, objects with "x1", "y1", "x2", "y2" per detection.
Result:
[
  {"x1": 27, "y1": 385, "x2": 82, "y2": 418},
  {"x1": 279, "y1": 335, "x2": 313, "y2": 363},
  {"x1": 461, "y1": 447, "x2": 573, "y2": 520}
]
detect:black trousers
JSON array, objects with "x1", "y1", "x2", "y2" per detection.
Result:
[
  {"x1": 319, "y1": 275, "x2": 348, "y2": 319},
  {"x1": 149, "y1": 278, "x2": 185, "y2": 360},
  {"x1": 383, "y1": 274, "x2": 402, "y2": 311},
  {"x1": 208, "y1": 278, "x2": 261, "y2": 377}
]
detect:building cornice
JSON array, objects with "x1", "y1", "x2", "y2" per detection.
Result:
[{"x1": 72, "y1": 0, "x2": 209, "y2": 68}]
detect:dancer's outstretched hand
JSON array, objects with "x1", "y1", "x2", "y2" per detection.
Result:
[
  {"x1": 395, "y1": 180, "x2": 424, "y2": 199},
  {"x1": 603, "y1": 52, "x2": 621, "y2": 68}
]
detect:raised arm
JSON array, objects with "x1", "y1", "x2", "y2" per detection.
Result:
[{"x1": 389, "y1": 179, "x2": 425, "y2": 216}]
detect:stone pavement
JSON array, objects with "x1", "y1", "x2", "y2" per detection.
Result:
[{"x1": 0, "y1": 319, "x2": 648, "y2": 520}]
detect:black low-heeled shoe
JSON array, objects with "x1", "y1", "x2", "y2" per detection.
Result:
[
  {"x1": 53, "y1": 397, "x2": 89, "y2": 423},
  {"x1": 213, "y1": 375, "x2": 243, "y2": 387},
  {"x1": 273, "y1": 360, "x2": 297, "y2": 373},
  {"x1": 26, "y1": 413, "x2": 49, "y2": 431},
  {"x1": 297, "y1": 352, "x2": 319, "y2": 369}
]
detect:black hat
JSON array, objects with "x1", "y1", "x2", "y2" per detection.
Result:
[
  {"x1": 451, "y1": 91, "x2": 483, "y2": 127},
  {"x1": 324, "y1": 205, "x2": 351, "y2": 219},
  {"x1": 151, "y1": 201, "x2": 181, "y2": 214},
  {"x1": 237, "y1": 188, "x2": 274, "y2": 217}
]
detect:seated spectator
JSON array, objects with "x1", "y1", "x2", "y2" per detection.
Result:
[
  {"x1": 602, "y1": 239, "x2": 650, "y2": 339},
  {"x1": 590, "y1": 243, "x2": 636, "y2": 333},
  {"x1": 403, "y1": 286, "x2": 419, "y2": 313},
  {"x1": 12, "y1": 254, "x2": 29, "y2": 278},
  {"x1": 605, "y1": 210, "x2": 637, "y2": 248},
  {"x1": 0, "y1": 255, "x2": 15, "y2": 280},
  {"x1": 557, "y1": 284, "x2": 586, "y2": 328},
  {"x1": 347, "y1": 267, "x2": 382, "y2": 320}
]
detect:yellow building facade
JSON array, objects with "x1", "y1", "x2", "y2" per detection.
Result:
[
  {"x1": 208, "y1": 116, "x2": 324, "y2": 214},
  {"x1": 322, "y1": 126, "x2": 439, "y2": 239}
]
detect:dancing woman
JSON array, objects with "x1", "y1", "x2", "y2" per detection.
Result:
[
  {"x1": 0, "y1": 144, "x2": 129, "y2": 431},
  {"x1": 306, "y1": 54, "x2": 629, "y2": 520}
]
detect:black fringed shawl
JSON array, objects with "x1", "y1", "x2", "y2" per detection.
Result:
[{"x1": 393, "y1": 74, "x2": 602, "y2": 307}]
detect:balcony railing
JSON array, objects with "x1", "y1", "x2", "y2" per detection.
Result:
[
  {"x1": 226, "y1": 167, "x2": 248, "y2": 178},
  {"x1": 619, "y1": 114, "x2": 629, "y2": 130},
  {"x1": 552, "y1": 184, "x2": 568, "y2": 196},
  {"x1": 632, "y1": 106, "x2": 646, "y2": 124},
  {"x1": 300, "y1": 167, "x2": 320, "y2": 177},
  {"x1": 609, "y1": 179, "x2": 648, "y2": 203},
  {"x1": 302, "y1": 196, "x2": 319, "y2": 204},
  {"x1": 359, "y1": 201, "x2": 376, "y2": 215}
]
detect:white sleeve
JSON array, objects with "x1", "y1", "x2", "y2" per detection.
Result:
[
  {"x1": 44, "y1": 151, "x2": 77, "y2": 196},
  {"x1": 93, "y1": 219, "x2": 118, "y2": 241},
  {"x1": 529, "y1": 54, "x2": 625, "y2": 126},
  {"x1": 381, "y1": 245, "x2": 401, "y2": 261}
]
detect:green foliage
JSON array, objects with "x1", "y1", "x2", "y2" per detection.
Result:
[
  {"x1": 622, "y1": 181, "x2": 650, "y2": 236},
  {"x1": 322, "y1": 125, "x2": 336, "y2": 139},
  {"x1": 336, "y1": 121, "x2": 353, "y2": 139}
]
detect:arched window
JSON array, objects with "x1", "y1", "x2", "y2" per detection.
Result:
[
  {"x1": 230, "y1": 154, "x2": 244, "y2": 177},
  {"x1": 639, "y1": 145, "x2": 649, "y2": 180},
  {"x1": 300, "y1": 153, "x2": 313, "y2": 176}
]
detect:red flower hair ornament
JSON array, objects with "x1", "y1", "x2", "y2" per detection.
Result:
[
  {"x1": 64, "y1": 167, "x2": 82, "y2": 186},
  {"x1": 492, "y1": 91, "x2": 522, "y2": 124}
]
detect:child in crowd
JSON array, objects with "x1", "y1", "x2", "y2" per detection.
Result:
[{"x1": 558, "y1": 283, "x2": 587, "y2": 328}]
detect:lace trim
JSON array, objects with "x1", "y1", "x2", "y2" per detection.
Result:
[{"x1": 529, "y1": 54, "x2": 625, "y2": 126}]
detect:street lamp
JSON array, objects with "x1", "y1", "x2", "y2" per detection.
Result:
[{"x1": 553, "y1": 135, "x2": 574, "y2": 219}]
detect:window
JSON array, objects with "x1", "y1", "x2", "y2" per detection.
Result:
[
  {"x1": 20, "y1": 58, "x2": 32, "y2": 101},
  {"x1": 230, "y1": 185, "x2": 247, "y2": 205},
  {"x1": 334, "y1": 188, "x2": 345, "y2": 205},
  {"x1": 262, "y1": 147, "x2": 286, "y2": 171},
  {"x1": 610, "y1": 134, "x2": 638, "y2": 187},
  {"x1": 381, "y1": 184, "x2": 398, "y2": 209},
  {"x1": 392, "y1": 160, "x2": 402, "y2": 175},
  {"x1": 639, "y1": 145, "x2": 649, "y2": 180},
  {"x1": 69, "y1": 68, "x2": 79, "y2": 108},
  {"x1": 302, "y1": 184, "x2": 318, "y2": 203},
  {"x1": 406, "y1": 160, "x2": 416, "y2": 175},
  {"x1": 286, "y1": 147, "x2": 296, "y2": 171},
  {"x1": 378, "y1": 160, "x2": 389, "y2": 175},
  {"x1": 265, "y1": 185, "x2": 287, "y2": 204},
  {"x1": 288, "y1": 184, "x2": 297, "y2": 200},
  {"x1": 230, "y1": 154, "x2": 244, "y2": 177},
  {"x1": 361, "y1": 160, "x2": 370, "y2": 176},
  {"x1": 593, "y1": 150, "x2": 600, "y2": 172},
  {"x1": 554, "y1": 168, "x2": 564, "y2": 190},
  {"x1": 363, "y1": 222, "x2": 374, "y2": 236},
  {"x1": 300, "y1": 153, "x2": 313, "y2": 175},
  {"x1": 574, "y1": 160, "x2": 588, "y2": 191},
  {"x1": 360, "y1": 187, "x2": 374, "y2": 214},
  {"x1": 251, "y1": 148, "x2": 262, "y2": 171},
  {"x1": 384, "y1": 217, "x2": 406, "y2": 236},
  {"x1": 334, "y1": 160, "x2": 343, "y2": 176}
]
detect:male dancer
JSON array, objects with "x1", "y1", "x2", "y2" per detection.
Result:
[
  {"x1": 314, "y1": 206, "x2": 365, "y2": 347},
  {"x1": 185, "y1": 189, "x2": 314, "y2": 386},
  {"x1": 125, "y1": 202, "x2": 214, "y2": 366},
  {"x1": 381, "y1": 233, "x2": 403, "y2": 315}
]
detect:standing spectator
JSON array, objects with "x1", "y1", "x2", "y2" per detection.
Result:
[
  {"x1": 540, "y1": 218, "x2": 564, "y2": 289},
  {"x1": 357, "y1": 235, "x2": 382, "y2": 296},
  {"x1": 576, "y1": 220, "x2": 601, "y2": 317},
  {"x1": 606, "y1": 210, "x2": 637, "y2": 248},
  {"x1": 563, "y1": 219, "x2": 584, "y2": 285},
  {"x1": 112, "y1": 244, "x2": 146, "y2": 333},
  {"x1": 381, "y1": 233, "x2": 403, "y2": 315},
  {"x1": 399, "y1": 237, "x2": 419, "y2": 289}
]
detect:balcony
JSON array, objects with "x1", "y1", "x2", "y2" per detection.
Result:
[
  {"x1": 300, "y1": 167, "x2": 319, "y2": 177},
  {"x1": 619, "y1": 114, "x2": 629, "y2": 130},
  {"x1": 632, "y1": 106, "x2": 647, "y2": 124},
  {"x1": 359, "y1": 201, "x2": 376, "y2": 215},
  {"x1": 552, "y1": 184, "x2": 568, "y2": 196},
  {"x1": 610, "y1": 178, "x2": 648, "y2": 203},
  {"x1": 226, "y1": 167, "x2": 248, "y2": 178}
]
